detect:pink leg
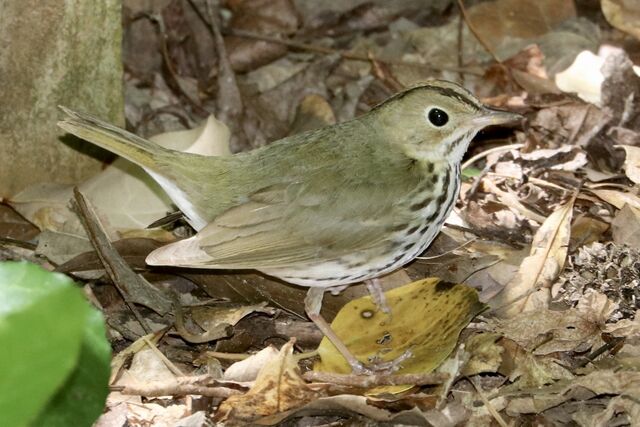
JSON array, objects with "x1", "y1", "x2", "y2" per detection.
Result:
[{"x1": 305, "y1": 287, "x2": 412, "y2": 374}]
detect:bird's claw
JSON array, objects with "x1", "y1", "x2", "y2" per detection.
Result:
[{"x1": 349, "y1": 349, "x2": 413, "y2": 375}]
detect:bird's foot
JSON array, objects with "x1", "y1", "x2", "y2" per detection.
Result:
[{"x1": 350, "y1": 349, "x2": 413, "y2": 375}]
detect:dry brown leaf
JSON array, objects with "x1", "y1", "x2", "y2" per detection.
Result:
[
  {"x1": 488, "y1": 307, "x2": 604, "y2": 356},
  {"x1": 490, "y1": 195, "x2": 575, "y2": 316},
  {"x1": 574, "y1": 395, "x2": 640, "y2": 427},
  {"x1": 467, "y1": 0, "x2": 576, "y2": 52},
  {"x1": 191, "y1": 303, "x2": 276, "y2": 337},
  {"x1": 605, "y1": 311, "x2": 640, "y2": 338},
  {"x1": 500, "y1": 339, "x2": 573, "y2": 388},
  {"x1": 591, "y1": 188, "x2": 640, "y2": 210},
  {"x1": 0, "y1": 204, "x2": 39, "y2": 240},
  {"x1": 217, "y1": 341, "x2": 323, "y2": 423},
  {"x1": 223, "y1": 346, "x2": 280, "y2": 383},
  {"x1": 570, "y1": 215, "x2": 609, "y2": 249},
  {"x1": 225, "y1": 0, "x2": 300, "y2": 72},
  {"x1": 258, "y1": 394, "x2": 445, "y2": 426},
  {"x1": 461, "y1": 333, "x2": 503, "y2": 376},
  {"x1": 504, "y1": 370, "x2": 640, "y2": 415},
  {"x1": 482, "y1": 178, "x2": 546, "y2": 224},
  {"x1": 618, "y1": 144, "x2": 640, "y2": 184},
  {"x1": 611, "y1": 203, "x2": 640, "y2": 248}
]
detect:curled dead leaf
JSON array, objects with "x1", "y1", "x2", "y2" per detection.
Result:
[
  {"x1": 217, "y1": 341, "x2": 324, "y2": 423},
  {"x1": 490, "y1": 194, "x2": 576, "y2": 316}
]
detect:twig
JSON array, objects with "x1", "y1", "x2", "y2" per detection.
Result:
[
  {"x1": 0, "y1": 237, "x2": 37, "y2": 251},
  {"x1": 72, "y1": 188, "x2": 171, "y2": 319},
  {"x1": 112, "y1": 383, "x2": 242, "y2": 398},
  {"x1": 457, "y1": 10, "x2": 464, "y2": 83},
  {"x1": 225, "y1": 29, "x2": 483, "y2": 76},
  {"x1": 188, "y1": 0, "x2": 244, "y2": 124},
  {"x1": 368, "y1": 51, "x2": 404, "y2": 93},
  {"x1": 487, "y1": 173, "x2": 569, "y2": 192},
  {"x1": 464, "y1": 163, "x2": 491, "y2": 203},
  {"x1": 416, "y1": 238, "x2": 477, "y2": 261},
  {"x1": 142, "y1": 335, "x2": 185, "y2": 376},
  {"x1": 461, "y1": 143, "x2": 524, "y2": 170},
  {"x1": 469, "y1": 377, "x2": 508, "y2": 427},
  {"x1": 577, "y1": 337, "x2": 625, "y2": 368},
  {"x1": 147, "y1": 13, "x2": 209, "y2": 116},
  {"x1": 443, "y1": 223, "x2": 524, "y2": 249},
  {"x1": 302, "y1": 371, "x2": 449, "y2": 387}
]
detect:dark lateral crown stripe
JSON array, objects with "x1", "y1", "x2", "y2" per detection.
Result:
[{"x1": 373, "y1": 82, "x2": 481, "y2": 111}]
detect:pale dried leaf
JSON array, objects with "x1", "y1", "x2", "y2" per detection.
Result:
[
  {"x1": 483, "y1": 178, "x2": 546, "y2": 224},
  {"x1": 191, "y1": 302, "x2": 275, "y2": 336},
  {"x1": 223, "y1": 346, "x2": 280, "y2": 383},
  {"x1": 519, "y1": 146, "x2": 588, "y2": 171},
  {"x1": 488, "y1": 308, "x2": 603, "y2": 355},
  {"x1": 490, "y1": 196, "x2": 575, "y2": 316},
  {"x1": 573, "y1": 395, "x2": 640, "y2": 427},
  {"x1": 612, "y1": 204, "x2": 640, "y2": 248},
  {"x1": 462, "y1": 333, "x2": 503, "y2": 376},
  {"x1": 604, "y1": 311, "x2": 640, "y2": 338},
  {"x1": 575, "y1": 289, "x2": 618, "y2": 325},
  {"x1": 618, "y1": 144, "x2": 640, "y2": 184},
  {"x1": 502, "y1": 341, "x2": 573, "y2": 387},
  {"x1": 217, "y1": 341, "x2": 323, "y2": 423},
  {"x1": 602, "y1": 0, "x2": 640, "y2": 41},
  {"x1": 591, "y1": 188, "x2": 640, "y2": 210},
  {"x1": 505, "y1": 370, "x2": 640, "y2": 414}
]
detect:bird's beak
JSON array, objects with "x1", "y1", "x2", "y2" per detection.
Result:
[{"x1": 472, "y1": 108, "x2": 524, "y2": 128}]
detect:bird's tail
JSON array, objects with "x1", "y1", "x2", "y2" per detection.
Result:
[{"x1": 57, "y1": 106, "x2": 169, "y2": 171}]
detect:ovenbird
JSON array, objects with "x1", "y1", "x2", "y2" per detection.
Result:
[{"x1": 59, "y1": 80, "x2": 520, "y2": 373}]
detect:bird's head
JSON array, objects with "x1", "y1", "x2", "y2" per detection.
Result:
[{"x1": 369, "y1": 80, "x2": 522, "y2": 163}]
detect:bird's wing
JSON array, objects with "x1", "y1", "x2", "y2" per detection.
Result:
[{"x1": 147, "y1": 173, "x2": 418, "y2": 269}]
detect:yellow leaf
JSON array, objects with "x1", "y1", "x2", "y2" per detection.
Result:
[
  {"x1": 602, "y1": 0, "x2": 640, "y2": 41},
  {"x1": 314, "y1": 279, "x2": 485, "y2": 392},
  {"x1": 490, "y1": 195, "x2": 575, "y2": 316}
]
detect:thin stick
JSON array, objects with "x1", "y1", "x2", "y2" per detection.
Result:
[
  {"x1": 416, "y1": 238, "x2": 477, "y2": 261},
  {"x1": 225, "y1": 29, "x2": 484, "y2": 76},
  {"x1": 142, "y1": 335, "x2": 185, "y2": 376},
  {"x1": 469, "y1": 377, "x2": 508, "y2": 427},
  {"x1": 148, "y1": 13, "x2": 209, "y2": 116},
  {"x1": 112, "y1": 383, "x2": 242, "y2": 398},
  {"x1": 487, "y1": 173, "x2": 568, "y2": 192},
  {"x1": 72, "y1": 188, "x2": 171, "y2": 330},
  {"x1": 456, "y1": 0, "x2": 502, "y2": 65},
  {"x1": 461, "y1": 143, "x2": 524, "y2": 170},
  {"x1": 303, "y1": 371, "x2": 449, "y2": 387}
]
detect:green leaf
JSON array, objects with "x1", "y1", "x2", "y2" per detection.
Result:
[
  {"x1": 462, "y1": 166, "x2": 482, "y2": 179},
  {"x1": 0, "y1": 261, "x2": 110, "y2": 427},
  {"x1": 34, "y1": 308, "x2": 111, "y2": 427}
]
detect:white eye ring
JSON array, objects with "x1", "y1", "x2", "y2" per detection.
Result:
[{"x1": 424, "y1": 106, "x2": 449, "y2": 127}]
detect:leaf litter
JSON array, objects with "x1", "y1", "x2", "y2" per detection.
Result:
[{"x1": 3, "y1": 0, "x2": 640, "y2": 425}]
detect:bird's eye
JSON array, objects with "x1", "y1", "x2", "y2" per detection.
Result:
[{"x1": 427, "y1": 108, "x2": 449, "y2": 127}]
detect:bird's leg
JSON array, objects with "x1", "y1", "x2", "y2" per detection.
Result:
[
  {"x1": 305, "y1": 287, "x2": 412, "y2": 375},
  {"x1": 364, "y1": 278, "x2": 390, "y2": 314},
  {"x1": 305, "y1": 287, "x2": 370, "y2": 374}
]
